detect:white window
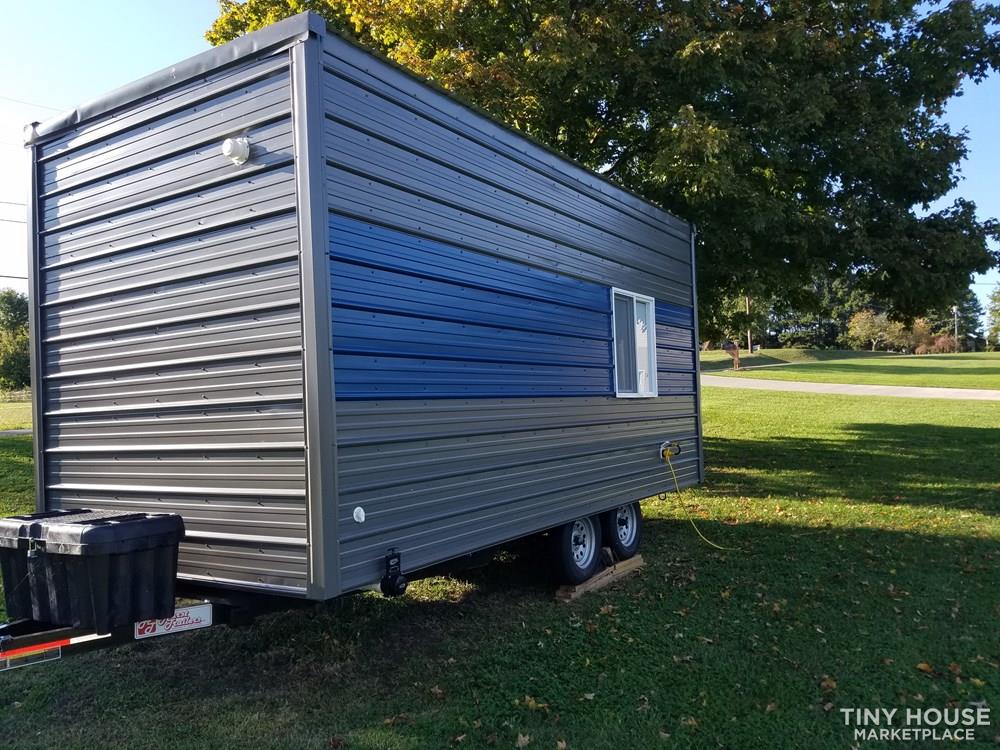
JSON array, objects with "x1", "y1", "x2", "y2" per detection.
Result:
[{"x1": 612, "y1": 288, "x2": 657, "y2": 397}]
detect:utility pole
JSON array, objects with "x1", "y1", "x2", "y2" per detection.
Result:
[
  {"x1": 745, "y1": 295, "x2": 752, "y2": 353},
  {"x1": 952, "y1": 305, "x2": 960, "y2": 353}
]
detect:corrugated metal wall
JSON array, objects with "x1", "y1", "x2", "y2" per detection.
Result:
[
  {"x1": 330, "y1": 215, "x2": 614, "y2": 398},
  {"x1": 322, "y1": 35, "x2": 701, "y2": 591},
  {"x1": 31, "y1": 52, "x2": 309, "y2": 594}
]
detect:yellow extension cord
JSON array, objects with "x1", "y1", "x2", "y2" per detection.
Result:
[{"x1": 662, "y1": 451, "x2": 740, "y2": 552}]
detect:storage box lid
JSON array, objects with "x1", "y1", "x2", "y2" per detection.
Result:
[{"x1": 0, "y1": 509, "x2": 184, "y2": 556}]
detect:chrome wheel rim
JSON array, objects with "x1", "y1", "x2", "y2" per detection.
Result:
[
  {"x1": 615, "y1": 504, "x2": 637, "y2": 547},
  {"x1": 570, "y1": 517, "x2": 597, "y2": 568}
]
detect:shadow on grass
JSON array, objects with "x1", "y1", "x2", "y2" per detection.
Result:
[
  {"x1": 0, "y1": 516, "x2": 996, "y2": 750},
  {"x1": 705, "y1": 422, "x2": 1000, "y2": 514}
]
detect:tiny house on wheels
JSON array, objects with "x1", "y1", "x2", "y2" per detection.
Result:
[{"x1": 2, "y1": 12, "x2": 702, "y2": 663}]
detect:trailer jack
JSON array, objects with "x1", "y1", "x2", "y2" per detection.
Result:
[{"x1": 379, "y1": 549, "x2": 408, "y2": 597}]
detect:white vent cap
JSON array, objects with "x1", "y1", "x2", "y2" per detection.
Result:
[{"x1": 221, "y1": 136, "x2": 250, "y2": 166}]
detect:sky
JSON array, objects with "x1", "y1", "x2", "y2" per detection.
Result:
[{"x1": 0, "y1": 1, "x2": 997, "y2": 321}]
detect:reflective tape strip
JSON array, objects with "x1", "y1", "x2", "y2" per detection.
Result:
[{"x1": 1, "y1": 631, "x2": 110, "y2": 659}]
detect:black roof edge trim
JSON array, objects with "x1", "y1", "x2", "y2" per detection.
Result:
[{"x1": 26, "y1": 12, "x2": 324, "y2": 145}]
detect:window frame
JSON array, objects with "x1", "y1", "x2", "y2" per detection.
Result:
[{"x1": 610, "y1": 287, "x2": 658, "y2": 398}]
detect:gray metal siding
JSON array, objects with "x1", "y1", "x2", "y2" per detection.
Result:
[
  {"x1": 30, "y1": 52, "x2": 309, "y2": 594},
  {"x1": 321, "y1": 33, "x2": 701, "y2": 591},
  {"x1": 336, "y1": 397, "x2": 700, "y2": 589}
]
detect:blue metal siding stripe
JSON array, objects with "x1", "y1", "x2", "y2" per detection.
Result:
[
  {"x1": 655, "y1": 301, "x2": 695, "y2": 328},
  {"x1": 654, "y1": 301, "x2": 696, "y2": 395},
  {"x1": 331, "y1": 217, "x2": 619, "y2": 399},
  {"x1": 330, "y1": 261, "x2": 609, "y2": 339},
  {"x1": 330, "y1": 215, "x2": 610, "y2": 312},
  {"x1": 330, "y1": 219, "x2": 698, "y2": 401},
  {"x1": 333, "y1": 308, "x2": 611, "y2": 366}
]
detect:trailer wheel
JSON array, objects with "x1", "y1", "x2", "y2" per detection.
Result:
[
  {"x1": 602, "y1": 502, "x2": 642, "y2": 560},
  {"x1": 552, "y1": 515, "x2": 603, "y2": 584}
]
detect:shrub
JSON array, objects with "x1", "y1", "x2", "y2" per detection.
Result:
[{"x1": 930, "y1": 335, "x2": 956, "y2": 354}]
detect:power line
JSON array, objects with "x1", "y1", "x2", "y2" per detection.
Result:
[
  {"x1": 0, "y1": 94, "x2": 63, "y2": 112},
  {"x1": 0, "y1": 275, "x2": 27, "y2": 281},
  {"x1": 0, "y1": 201, "x2": 25, "y2": 207},
  {"x1": 0, "y1": 218, "x2": 26, "y2": 224}
]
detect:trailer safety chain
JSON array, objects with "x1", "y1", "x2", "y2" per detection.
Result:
[{"x1": 660, "y1": 444, "x2": 740, "y2": 552}]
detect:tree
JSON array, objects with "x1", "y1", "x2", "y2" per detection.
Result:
[
  {"x1": 0, "y1": 289, "x2": 28, "y2": 332},
  {"x1": 904, "y1": 317, "x2": 935, "y2": 353},
  {"x1": 0, "y1": 328, "x2": 30, "y2": 391},
  {"x1": 207, "y1": 1, "x2": 1000, "y2": 338},
  {"x1": 987, "y1": 283, "x2": 1000, "y2": 351},
  {"x1": 0, "y1": 289, "x2": 30, "y2": 391},
  {"x1": 846, "y1": 310, "x2": 900, "y2": 351},
  {"x1": 767, "y1": 274, "x2": 873, "y2": 349},
  {"x1": 924, "y1": 288, "x2": 985, "y2": 351}
]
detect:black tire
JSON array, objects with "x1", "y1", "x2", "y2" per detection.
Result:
[
  {"x1": 601, "y1": 502, "x2": 642, "y2": 560},
  {"x1": 551, "y1": 515, "x2": 603, "y2": 585}
]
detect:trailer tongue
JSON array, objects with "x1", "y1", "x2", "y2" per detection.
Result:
[
  {"x1": 0, "y1": 508, "x2": 196, "y2": 670},
  {"x1": 0, "y1": 509, "x2": 321, "y2": 671},
  {"x1": 0, "y1": 603, "x2": 215, "y2": 672}
]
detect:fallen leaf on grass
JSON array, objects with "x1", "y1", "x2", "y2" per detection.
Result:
[
  {"x1": 765, "y1": 702, "x2": 778, "y2": 713},
  {"x1": 522, "y1": 696, "x2": 549, "y2": 712},
  {"x1": 915, "y1": 662, "x2": 934, "y2": 674},
  {"x1": 820, "y1": 676, "x2": 838, "y2": 692},
  {"x1": 516, "y1": 733, "x2": 532, "y2": 748},
  {"x1": 970, "y1": 678, "x2": 985, "y2": 687},
  {"x1": 453, "y1": 735, "x2": 467, "y2": 744},
  {"x1": 430, "y1": 685, "x2": 445, "y2": 699},
  {"x1": 823, "y1": 702, "x2": 835, "y2": 712},
  {"x1": 556, "y1": 741, "x2": 568, "y2": 750},
  {"x1": 599, "y1": 604, "x2": 616, "y2": 615},
  {"x1": 329, "y1": 738, "x2": 348, "y2": 749},
  {"x1": 680, "y1": 717, "x2": 698, "y2": 728},
  {"x1": 580, "y1": 693, "x2": 595, "y2": 701},
  {"x1": 947, "y1": 663, "x2": 962, "y2": 675}
]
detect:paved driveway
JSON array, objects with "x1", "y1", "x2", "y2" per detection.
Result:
[{"x1": 701, "y1": 375, "x2": 1000, "y2": 401}]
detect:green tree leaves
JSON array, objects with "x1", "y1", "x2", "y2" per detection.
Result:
[{"x1": 0, "y1": 289, "x2": 29, "y2": 391}]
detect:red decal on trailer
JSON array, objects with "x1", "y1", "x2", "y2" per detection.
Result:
[{"x1": 134, "y1": 604, "x2": 213, "y2": 640}]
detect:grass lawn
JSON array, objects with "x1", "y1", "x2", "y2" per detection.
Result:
[
  {"x1": 1, "y1": 389, "x2": 997, "y2": 749},
  {"x1": 700, "y1": 347, "x2": 898, "y2": 372},
  {"x1": 710, "y1": 352, "x2": 1000, "y2": 390},
  {"x1": 0, "y1": 401, "x2": 31, "y2": 431}
]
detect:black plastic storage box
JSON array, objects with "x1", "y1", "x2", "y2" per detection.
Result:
[{"x1": 0, "y1": 509, "x2": 184, "y2": 634}]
